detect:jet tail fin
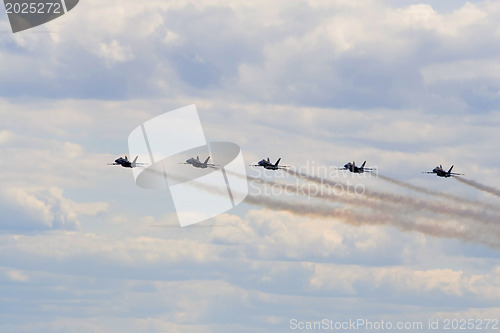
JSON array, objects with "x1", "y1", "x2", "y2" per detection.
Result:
[
  {"x1": 361, "y1": 161, "x2": 366, "y2": 168},
  {"x1": 448, "y1": 165, "x2": 454, "y2": 173},
  {"x1": 203, "y1": 156, "x2": 211, "y2": 165},
  {"x1": 275, "y1": 158, "x2": 281, "y2": 166}
]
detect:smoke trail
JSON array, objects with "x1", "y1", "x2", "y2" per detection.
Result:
[
  {"x1": 160, "y1": 169, "x2": 500, "y2": 248},
  {"x1": 217, "y1": 170, "x2": 500, "y2": 247},
  {"x1": 284, "y1": 169, "x2": 500, "y2": 226},
  {"x1": 455, "y1": 177, "x2": 500, "y2": 198},
  {"x1": 166, "y1": 170, "x2": 390, "y2": 225},
  {"x1": 378, "y1": 174, "x2": 499, "y2": 212},
  {"x1": 244, "y1": 175, "x2": 500, "y2": 248},
  {"x1": 244, "y1": 183, "x2": 500, "y2": 249}
]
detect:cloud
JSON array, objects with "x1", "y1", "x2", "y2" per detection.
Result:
[
  {"x1": 0, "y1": 187, "x2": 108, "y2": 231},
  {"x1": 95, "y1": 40, "x2": 135, "y2": 67},
  {"x1": 309, "y1": 264, "x2": 500, "y2": 301},
  {"x1": 6, "y1": 270, "x2": 29, "y2": 282},
  {"x1": 1, "y1": 208, "x2": 499, "y2": 332},
  {"x1": 1, "y1": 1, "x2": 500, "y2": 331},
  {"x1": 0, "y1": 0, "x2": 498, "y2": 111},
  {"x1": 0, "y1": 130, "x2": 111, "y2": 188}
]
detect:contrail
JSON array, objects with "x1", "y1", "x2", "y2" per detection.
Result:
[
  {"x1": 160, "y1": 169, "x2": 500, "y2": 249},
  {"x1": 243, "y1": 185, "x2": 500, "y2": 249},
  {"x1": 284, "y1": 169, "x2": 500, "y2": 226},
  {"x1": 455, "y1": 177, "x2": 500, "y2": 198},
  {"x1": 167, "y1": 170, "x2": 391, "y2": 224},
  {"x1": 378, "y1": 174, "x2": 500, "y2": 212}
]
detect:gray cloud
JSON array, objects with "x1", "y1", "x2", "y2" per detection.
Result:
[{"x1": 1, "y1": 1, "x2": 499, "y2": 113}]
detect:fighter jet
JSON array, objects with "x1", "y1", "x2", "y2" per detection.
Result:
[
  {"x1": 108, "y1": 155, "x2": 145, "y2": 168},
  {"x1": 423, "y1": 165, "x2": 464, "y2": 178},
  {"x1": 181, "y1": 156, "x2": 217, "y2": 169},
  {"x1": 340, "y1": 161, "x2": 375, "y2": 173},
  {"x1": 251, "y1": 157, "x2": 288, "y2": 170}
]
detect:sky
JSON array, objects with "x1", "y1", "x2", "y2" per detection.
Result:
[{"x1": 1, "y1": 0, "x2": 500, "y2": 332}]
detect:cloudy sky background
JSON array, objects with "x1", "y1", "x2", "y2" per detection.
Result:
[{"x1": 1, "y1": 0, "x2": 500, "y2": 332}]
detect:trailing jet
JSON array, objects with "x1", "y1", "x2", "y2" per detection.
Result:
[
  {"x1": 340, "y1": 161, "x2": 375, "y2": 173},
  {"x1": 251, "y1": 157, "x2": 288, "y2": 170},
  {"x1": 423, "y1": 165, "x2": 464, "y2": 178},
  {"x1": 108, "y1": 155, "x2": 145, "y2": 168},
  {"x1": 181, "y1": 156, "x2": 217, "y2": 169}
]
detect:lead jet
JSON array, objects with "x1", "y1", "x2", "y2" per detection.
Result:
[
  {"x1": 340, "y1": 161, "x2": 375, "y2": 173},
  {"x1": 181, "y1": 156, "x2": 217, "y2": 169},
  {"x1": 108, "y1": 155, "x2": 145, "y2": 168},
  {"x1": 423, "y1": 165, "x2": 464, "y2": 178},
  {"x1": 251, "y1": 157, "x2": 288, "y2": 170}
]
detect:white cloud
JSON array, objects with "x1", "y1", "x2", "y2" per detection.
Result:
[
  {"x1": 0, "y1": 205, "x2": 499, "y2": 331},
  {"x1": 6, "y1": 270, "x2": 29, "y2": 282},
  {"x1": 95, "y1": 40, "x2": 135, "y2": 67},
  {"x1": 309, "y1": 264, "x2": 500, "y2": 299},
  {"x1": 163, "y1": 30, "x2": 180, "y2": 44},
  {"x1": 0, "y1": 130, "x2": 14, "y2": 145},
  {"x1": 0, "y1": 187, "x2": 108, "y2": 230}
]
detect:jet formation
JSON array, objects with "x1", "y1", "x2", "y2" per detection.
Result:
[
  {"x1": 249, "y1": 158, "x2": 463, "y2": 179},
  {"x1": 110, "y1": 154, "x2": 464, "y2": 179}
]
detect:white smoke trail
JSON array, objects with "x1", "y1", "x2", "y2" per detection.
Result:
[
  {"x1": 378, "y1": 174, "x2": 499, "y2": 212},
  {"x1": 284, "y1": 169, "x2": 500, "y2": 226},
  {"x1": 164, "y1": 169, "x2": 500, "y2": 249},
  {"x1": 455, "y1": 177, "x2": 500, "y2": 198},
  {"x1": 244, "y1": 184, "x2": 500, "y2": 249}
]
